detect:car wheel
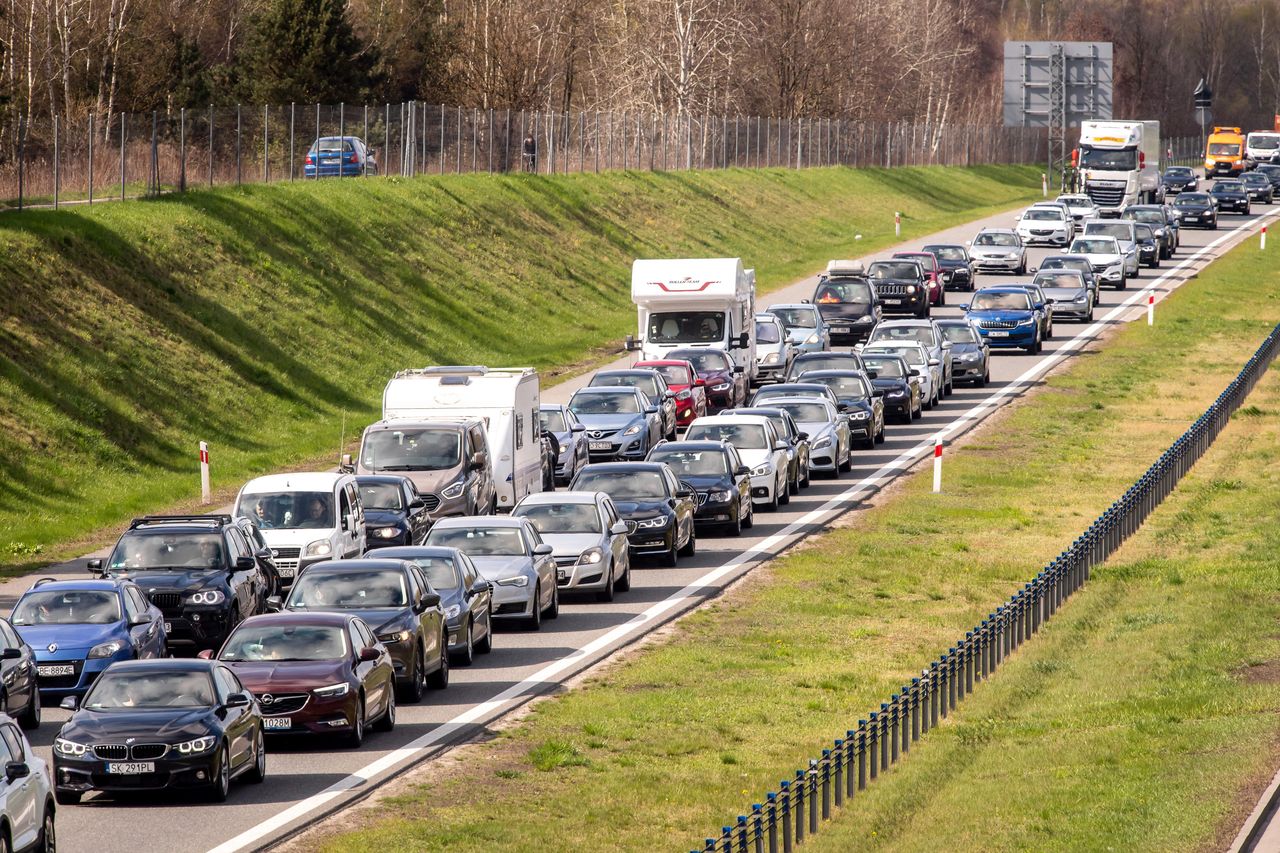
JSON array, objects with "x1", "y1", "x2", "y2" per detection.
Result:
[
  {"x1": 977, "y1": 367, "x2": 989, "y2": 388},
  {"x1": 246, "y1": 726, "x2": 267, "y2": 783},
  {"x1": 1115, "y1": 275, "x2": 1126, "y2": 291},
  {"x1": 596, "y1": 566, "x2": 616, "y2": 602},
  {"x1": 838, "y1": 445, "x2": 853, "y2": 472},
  {"x1": 726, "y1": 503, "x2": 743, "y2": 537},
  {"x1": 742, "y1": 500, "x2": 755, "y2": 529},
  {"x1": 38, "y1": 805, "x2": 56, "y2": 850},
  {"x1": 617, "y1": 557, "x2": 632, "y2": 591},
  {"x1": 526, "y1": 587, "x2": 543, "y2": 630},
  {"x1": 1045, "y1": 322, "x2": 1053, "y2": 341},
  {"x1": 938, "y1": 288, "x2": 945, "y2": 307},
  {"x1": 429, "y1": 632, "x2": 451, "y2": 687},
  {"x1": 662, "y1": 535, "x2": 680, "y2": 567},
  {"x1": 788, "y1": 468, "x2": 800, "y2": 495},
  {"x1": 765, "y1": 485, "x2": 780, "y2": 512},
  {"x1": 400, "y1": 645, "x2": 426, "y2": 703},
  {"x1": 679, "y1": 523, "x2": 697, "y2": 555},
  {"x1": 210, "y1": 742, "x2": 233, "y2": 800},
  {"x1": 875, "y1": 421, "x2": 886, "y2": 444},
  {"x1": 476, "y1": 607, "x2": 494, "y2": 653},
  {"x1": 454, "y1": 618, "x2": 476, "y2": 666},
  {"x1": 374, "y1": 688, "x2": 396, "y2": 732},
  {"x1": 912, "y1": 397, "x2": 923, "y2": 419},
  {"x1": 54, "y1": 790, "x2": 80, "y2": 807},
  {"x1": 800, "y1": 460, "x2": 811, "y2": 488},
  {"x1": 18, "y1": 683, "x2": 40, "y2": 730},
  {"x1": 861, "y1": 431, "x2": 875, "y2": 450},
  {"x1": 778, "y1": 474, "x2": 791, "y2": 506},
  {"x1": 345, "y1": 698, "x2": 366, "y2": 748},
  {"x1": 545, "y1": 582, "x2": 560, "y2": 619}
]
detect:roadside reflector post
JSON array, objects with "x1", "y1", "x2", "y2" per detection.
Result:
[
  {"x1": 1041, "y1": 172, "x2": 1048, "y2": 197},
  {"x1": 894, "y1": 211, "x2": 901, "y2": 237},
  {"x1": 199, "y1": 441, "x2": 211, "y2": 504},
  {"x1": 1263, "y1": 225, "x2": 1268, "y2": 251},
  {"x1": 1147, "y1": 291, "x2": 1155, "y2": 326},
  {"x1": 932, "y1": 435, "x2": 943, "y2": 493}
]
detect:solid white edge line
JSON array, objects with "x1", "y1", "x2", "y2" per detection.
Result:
[{"x1": 205, "y1": 209, "x2": 1279, "y2": 853}]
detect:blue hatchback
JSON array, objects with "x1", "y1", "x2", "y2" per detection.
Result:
[
  {"x1": 962, "y1": 287, "x2": 1045, "y2": 354},
  {"x1": 303, "y1": 136, "x2": 377, "y2": 178},
  {"x1": 10, "y1": 578, "x2": 167, "y2": 700}
]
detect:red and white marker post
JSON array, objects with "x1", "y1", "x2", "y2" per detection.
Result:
[
  {"x1": 1263, "y1": 225, "x2": 1268, "y2": 251},
  {"x1": 1147, "y1": 291, "x2": 1155, "y2": 326},
  {"x1": 199, "y1": 441, "x2": 211, "y2": 504},
  {"x1": 894, "y1": 211, "x2": 902, "y2": 237},
  {"x1": 932, "y1": 435, "x2": 943, "y2": 493}
]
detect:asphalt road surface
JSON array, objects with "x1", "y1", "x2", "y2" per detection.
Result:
[{"x1": 6, "y1": 196, "x2": 1274, "y2": 853}]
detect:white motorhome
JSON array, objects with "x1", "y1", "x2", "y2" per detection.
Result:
[
  {"x1": 630, "y1": 258, "x2": 758, "y2": 384},
  {"x1": 1075, "y1": 120, "x2": 1162, "y2": 215},
  {"x1": 1246, "y1": 131, "x2": 1280, "y2": 164},
  {"x1": 382, "y1": 366, "x2": 542, "y2": 510}
]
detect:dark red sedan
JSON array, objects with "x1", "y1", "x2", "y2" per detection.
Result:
[
  {"x1": 664, "y1": 347, "x2": 746, "y2": 413},
  {"x1": 893, "y1": 251, "x2": 945, "y2": 305},
  {"x1": 206, "y1": 612, "x2": 396, "y2": 748},
  {"x1": 634, "y1": 358, "x2": 708, "y2": 427}
]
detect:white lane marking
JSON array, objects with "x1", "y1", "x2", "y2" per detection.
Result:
[{"x1": 208, "y1": 211, "x2": 1277, "y2": 853}]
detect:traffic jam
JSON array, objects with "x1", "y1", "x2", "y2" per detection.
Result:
[{"x1": 0, "y1": 118, "x2": 1274, "y2": 853}]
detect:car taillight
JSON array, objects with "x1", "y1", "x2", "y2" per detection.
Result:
[
  {"x1": 305, "y1": 155, "x2": 313, "y2": 164},
  {"x1": 350, "y1": 151, "x2": 359, "y2": 163}
]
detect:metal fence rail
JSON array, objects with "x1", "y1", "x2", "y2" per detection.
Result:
[{"x1": 694, "y1": 320, "x2": 1280, "y2": 853}]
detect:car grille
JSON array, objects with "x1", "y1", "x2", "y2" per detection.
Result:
[
  {"x1": 495, "y1": 602, "x2": 527, "y2": 615},
  {"x1": 128, "y1": 744, "x2": 170, "y2": 760},
  {"x1": 147, "y1": 592, "x2": 182, "y2": 614},
  {"x1": 272, "y1": 547, "x2": 301, "y2": 560},
  {"x1": 256, "y1": 692, "x2": 309, "y2": 715},
  {"x1": 1086, "y1": 185, "x2": 1126, "y2": 207},
  {"x1": 554, "y1": 556, "x2": 578, "y2": 568},
  {"x1": 1031, "y1": 229, "x2": 1055, "y2": 236},
  {"x1": 420, "y1": 494, "x2": 441, "y2": 513},
  {"x1": 37, "y1": 660, "x2": 83, "y2": 689},
  {"x1": 978, "y1": 319, "x2": 1019, "y2": 330},
  {"x1": 1091, "y1": 262, "x2": 1110, "y2": 272},
  {"x1": 874, "y1": 283, "x2": 910, "y2": 295},
  {"x1": 93, "y1": 744, "x2": 129, "y2": 761},
  {"x1": 696, "y1": 492, "x2": 710, "y2": 506},
  {"x1": 91, "y1": 771, "x2": 168, "y2": 788}
]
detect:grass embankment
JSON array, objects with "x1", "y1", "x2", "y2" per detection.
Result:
[
  {"x1": 303, "y1": 222, "x2": 1280, "y2": 852},
  {"x1": 0, "y1": 164, "x2": 1040, "y2": 570}
]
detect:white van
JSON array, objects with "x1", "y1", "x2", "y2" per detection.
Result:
[
  {"x1": 233, "y1": 472, "x2": 366, "y2": 581},
  {"x1": 1246, "y1": 131, "x2": 1280, "y2": 164},
  {"x1": 629, "y1": 258, "x2": 758, "y2": 385},
  {"x1": 382, "y1": 366, "x2": 542, "y2": 510}
]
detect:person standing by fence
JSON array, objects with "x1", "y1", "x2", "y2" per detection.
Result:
[{"x1": 523, "y1": 133, "x2": 537, "y2": 173}]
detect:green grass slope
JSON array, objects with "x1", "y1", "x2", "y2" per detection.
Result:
[{"x1": 0, "y1": 165, "x2": 1038, "y2": 568}]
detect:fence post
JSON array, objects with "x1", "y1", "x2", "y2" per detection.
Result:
[
  {"x1": 53, "y1": 115, "x2": 60, "y2": 209},
  {"x1": 856, "y1": 722, "x2": 867, "y2": 790},
  {"x1": 236, "y1": 104, "x2": 242, "y2": 185},
  {"x1": 177, "y1": 109, "x2": 184, "y2": 192},
  {"x1": 263, "y1": 105, "x2": 270, "y2": 183},
  {"x1": 120, "y1": 112, "x2": 127, "y2": 202},
  {"x1": 16, "y1": 115, "x2": 24, "y2": 211},
  {"x1": 89, "y1": 113, "x2": 96, "y2": 203},
  {"x1": 779, "y1": 782, "x2": 792, "y2": 853},
  {"x1": 766, "y1": 793, "x2": 779, "y2": 853},
  {"x1": 150, "y1": 110, "x2": 158, "y2": 196},
  {"x1": 209, "y1": 107, "x2": 214, "y2": 187},
  {"x1": 289, "y1": 104, "x2": 295, "y2": 180},
  {"x1": 338, "y1": 103, "x2": 345, "y2": 179}
]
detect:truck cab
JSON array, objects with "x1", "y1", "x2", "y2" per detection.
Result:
[
  {"x1": 1205, "y1": 127, "x2": 1250, "y2": 177},
  {"x1": 630, "y1": 258, "x2": 758, "y2": 386},
  {"x1": 1075, "y1": 120, "x2": 1162, "y2": 215},
  {"x1": 1246, "y1": 131, "x2": 1280, "y2": 165}
]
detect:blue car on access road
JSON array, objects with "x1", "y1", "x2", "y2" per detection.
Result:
[
  {"x1": 962, "y1": 286, "x2": 1047, "y2": 355},
  {"x1": 11, "y1": 578, "x2": 167, "y2": 701},
  {"x1": 303, "y1": 136, "x2": 378, "y2": 178}
]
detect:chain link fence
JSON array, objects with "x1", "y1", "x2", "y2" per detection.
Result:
[
  {"x1": 0, "y1": 103, "x2": 1067, "y2": 210},
  {"x1": 694, "y1": 318, "x2": 1280, "y2": 853}
]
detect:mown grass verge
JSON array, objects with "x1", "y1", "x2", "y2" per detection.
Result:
[
  {"x1": 299, "y1": 215, "x2": 1280, "y2": 852},
  {"x1": 0, "y1": 164, "x2": 1039, "y2": 570}
]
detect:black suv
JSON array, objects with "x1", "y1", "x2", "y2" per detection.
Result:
[
  {"x1": 89, "y1": 515, "x2": 270, "y2": 653},
  {"x1": 809, "y1": 268, "x2": 882, "y2": 344},
  {"x1": 865, "y1": 260, "x2": 930, "y2": 318}
]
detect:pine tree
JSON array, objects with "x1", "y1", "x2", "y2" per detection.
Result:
[{"x1": 237, "y1": 0, "x2": 381, "y2": 104}]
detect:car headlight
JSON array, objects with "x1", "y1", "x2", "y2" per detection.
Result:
[
  {"x1": 175, "y1": 735, "x2": 218, "y2": 755},
  {"x1": 1074, "y1": 295, "x2": 1087, "y2": 303},
  {"x1": 751, "y1": 463, "x2": 773, "y2": 476},
  {"x1": 708, "y1": 489, "x2": 733, "y2": 502},
  {"x1": 856, "y1": 315, "x2": 873, "y2": 323},
  {"x1": 676, "y1": 389, "x2": 691, "y2": 400},
  {"x1": 313, "y1": 682, "x2": 350, "y2": 698},
  {"x1": 762, "y1": 352, "x2": 780, "y2": 364},
  {"x1": 377, "y1": 629, "x2": 412, "y2": 643},
  {"x1": 304, "y1": 539, "x2": 332, "y2": 557},
  {"x1": 850, "y1": 411, "x2": 870, "y2": 420},
  {"x1": 88, "y1": 640, "x2": 125, "y2": 659},
  {"x1": 961, "y1": 352, "x2": 981, "y2": 362},
  {"x1": 635, "y1": 516, "x2": 669, "y2": 529},
  {"x1": 496, "y1": 575, "x2": 530, "y2": 587},
  {"x1": 812, "y1": 436, "x2": 832, "y2": 449},
  {"x1": 444, "y1": 604, "x2": 461, "y2": 619},
  {"x1": 187, "y1": 590, "x2": 226, "y2": 606},
  {"x1": 1017, "y1": 317, "x2": 1035, "y2": 326},
  {"x1": 887, "y1": 389, "x2": 907, "y2": 397},
  {"x1": 622, "y1": 424, "x2": 643, "y2": 436},
  {"x1": 373, "y1": 527, "x2": 400, "y2": 539},
  {"x1": 576, "y1": 547, "x2": 604, "y2": 565},
  {"x1": 711, "y1": 382, "x2": 731, "y2": 392},
  {"x1": 805, "y1": 333, "x2": 820, "y2": 344},
  {"x1": 54, "y1": 738, "x2": 87, "y2": 757},
  {"x1": 441, "y1": 480, "x2": 466, "y2": 499},
  {"x1": 906, "y1": 285, "x2": 916, "y2": 294}
]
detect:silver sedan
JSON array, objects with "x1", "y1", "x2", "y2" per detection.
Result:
[{"x1": 512, "y1": 491, "x2": 632, "y2": 602}]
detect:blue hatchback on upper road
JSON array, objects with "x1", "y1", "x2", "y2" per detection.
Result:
[
  {"x1": 303, "y1": 136, "x2": 378, "y2": 178},
  {"x1": 11, "y1": 578, "x2": 167, "y2": 701},
  {"x1": 962, "y1": 287, "x2": 1046, "y2": 354}
]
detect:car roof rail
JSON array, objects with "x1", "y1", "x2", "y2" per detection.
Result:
[
  {"x1": 128, "y1": 514, "x2": 232, "y2": 530},
  {"x1": 31, "y1": 577, "x2": 61, "y2": 587}
]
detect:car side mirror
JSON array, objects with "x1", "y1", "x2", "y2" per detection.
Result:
[
  {"x1": 695, "y1": 378, "x2": 706, "y2": 387},
  {"x1": 866, "y1": 371, "x2": 878, "y2": 379},
  {"x1": 409, "y1": 498, "x2": 426, "y2": 511},
  {"x1": 941, "y1": 340, "x2": 952, "y2": 349},
  {"x1": 959, "y1": 304, "x2": 970, "y2": 312},
  {"x1": 1045, "y1": 298, "x2": 1056, "y2": 304},
  {"x1": 774, "y1": 441, "x2": 789, "y2": 451},
  {"x1": 928, "y1": 358, "x2": 941, "y2": 367},
  {"x1": 470, "y1": 578, "x2": 492, "y2": 595},
  {"x1": 571, "y1": 423, "x2": 586, "y2": 432},
  {"x1": 340, "y1": 453, "x2": 354, "y2": 473},
  {"x1": 234, "y1": 555, "x2": 256, "y2": 572},
  {"x1": 0, "y1": 649, "x2": 19, "y2": 660},
  {"x1": 644, "y1": 406, "x2": 659, "y2": 415},
  {"x1": 86, "y1": 558, "x2": 104, "y2": 575},
  {"x1": 610, "y1": 521, "x2": 629, "y2": 535},
  {"x1": 421, "y1": 591, "x2": 441, "y2": 608},
  {"x1": 224, "y1": 691, "x2": 252, "y2": 709},
  {"x1": 266, "y1": 595, "x2": 283, "y2": 612},
  {"x1": 675, "y1": 488, "x2": 695, "y2": 499},
  {"x1": 664, "y1": 391, "x2": 675, "y2": 400},
  {"x1": 60, "y1": 696, "x2": 79, "y2": 711},
  {"x1": 470, "y1": 451, "x2": 488, "y2": 470},
  {"x1": 5, "y1": 762, "x2": 29, "y2": 783},
  {"x1": 128, "y1": 616, "x2": 151, "y2": 627},
  {"x1": 797, "y1": 432, "x2": 809, "y2": 441},
  {"x1": 359, "y1": 647, "x2": 380, "y2": 662},
  {"x1": 197, "y1": 649, "x2": 214, "y2": 660},
  {"x1": 732, "y1": 366, "x2": 745, "y2": 374},
  {"x1": 533, "y1": 543, "x2": 554, "y2": 556},
  {"x1": 836, "y1": 403, "x2": 849, "y2": 413},
  {"x1": 909, "y1": 369, "x2": 921, "y2": 376}
]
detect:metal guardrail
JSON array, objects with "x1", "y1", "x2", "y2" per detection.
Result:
[{"x1": 694, "y1": 320, "x2": 1280, "y2": 853}]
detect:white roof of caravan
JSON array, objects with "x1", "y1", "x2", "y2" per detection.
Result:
[
  {"x1": 240, "y1": 472, "x2": 346, "y2": 492},
  {"x1": 631, "y1": 258, "x2": 747, "y2": 301}
]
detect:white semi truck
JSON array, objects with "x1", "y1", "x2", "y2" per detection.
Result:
[{"x1": 1075, "y1": 120, "x2": 1162, "y2": 216}]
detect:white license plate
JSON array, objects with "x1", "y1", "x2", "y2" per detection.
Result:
[
  {"x1": 163, "y1": 622, "x2": 172, "y2": 634},
  {"x1": 883, "y1": 299, "x2": 902, "y2": 305},
  {"x1": 263, "y1": 717, "x2": 291, "y2": 730},
  {"x1": 107, "y1": 762, "x2": 154, "y2": 774},
  {"x1": 988, "y1": 331, "x2": 1010, "y2": 338},
  {"x1": 556, "y1": 569, "x2": 567, "y2": 582},
  {"x1": 38, "y1": 664, "x2": 74, "y2": 677},
  {"x1": 589, "y1": 441, "x2": 612, "y2": 451},
  {"x1": 277, "y1": 566, "x2": 296, "y2": 577}
]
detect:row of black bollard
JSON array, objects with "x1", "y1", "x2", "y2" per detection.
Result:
[{"x1": 695, "y1": 324, "x2": 1280, "y2": 853}]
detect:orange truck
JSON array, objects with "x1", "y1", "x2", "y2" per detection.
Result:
[{"x1": 1204, "y1": 126, "x2": 1251, "y2": 176}]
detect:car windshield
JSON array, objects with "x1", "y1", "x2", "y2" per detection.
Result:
[
  {"x1": 1057, "y1": 196, "x2": 1090, "y2": 206},
  {"x1": 570, "y1": 391, "x2": 641, "y2": 415},
  {"x1": 895, "y1": 254, "x2": 935, "y2": 270},
  {"x1": 774, "y1": 402, "x2": 831, "y2": 423},
  {"x1": 971, "y1": 292, "x2": 1032, "y2": 310},
  {"x1": 12, "y1": 590, "x2": 121, "y2": 625},
  {"x1": 1243, "y1": 174, "x2": 1269, "y2": 185},
  {"x1": 869, "y1": 327, "x2": 933, "y2": 346},
  {"x1": 938, "y1": 325, "x2": 979, "y2": 344},
  {"x1": 236, "y1": 491, "x2": 334, "y2": 530},
  {"x1": 515, "y1": 503, "x2": 603, "y2": 534},
  {"x1": 84, "y1": 670, "x2": 215, "y2": 710},
  {"x1": 648, "y1": 311, "x2": 725, "y2": 343},
  {"x1": 425, "y1": 526, "x2": 529, "y2": 556},
  {"x1": 974, "y1": 232, "x2": 1017, "y2": 247},
  {"x1": 814, "y1": 280, "x2": 872, "y2": 304},
  {"x1": 219, "y1": 624, "x2": 348, "y2": 661},
  {"x1": 864, "y1": 347, "x2": 924, "y2": 366},
  {"x1": 1208, "y1": 142, "x2": 1240, "y2": 156},
  {"x1": 1250, "y1": 136, "x2": 1280, "y2": 149},
  {"x1": 669, "y1": 350, "x2": 730, "y2": 372},
  {"x1": 1041, "y1": 258, "x2": 1090, "y2": 274},
  {"x1": 538, "y1": 410, "x2": 567, "y2": 432},
  {"x1": 1035, "y1": 273, "x2": 1083, "y2": 289},
  {"x1": 769, "y1": 307, "x2": 817, "y2": 328},
  {"x1": 924, "y1": 246, "x2": 966, "y2": 260},
  {"x1": 1134, "y1": 224, "x2": 1154, "y2": 239},
  {"x1": 360, "y1": 428, "x2": 460, "y2": 473},
  {"x1": 1165, "y1": 168, "x2": 1193, "y2": 178},
  {"x1": 359, "y1": 483, "x2": 403, "y2": 511},
  {"x1": 809, "y1": 375, "x2": 868, "y2": 399},
  {"x1": 1127, "y1": 209, "x2": 1164, "y2": 223},
  {"x1": 106, "y1": 530, "x2": 225, "y2": 570},
  {"x1": 1175, "y1": 194, "x2": 1210, "y2": 205},
  {"x1": 755, "y1": 321, "x2": 781, "y2": 344},
  {"x1": 1085, "y1": 223, "x2": 1131, "y2": 240},
  {"x1": 648, "y1": 449, "x2": 729, "y2": 477},
  {"x1": 591, "y1": 374, "x2": 657, "y2": 398},
  {"x1": 1023, "y1": 209, "x2": 1061, "y2": 221},
  {"x1": 1071, "y1": 239, "x2": 1116, "y2": 254},
  {"x1": 867, "y1": 262, "x2": 920, "y2": 280},
  {"x1": 409, "y1": 557, "x2": 459, "y2": 591},
  {"x1": 572, "y1": 470, "x2": 667, "y2": 500},
  {"x1": 792, "y1": 356, "x2": 858, "y2": 374},
  {"x1": 287, "y1": 569, "x2": 408, "y2": 608},
  {"x1": 1212, "y1": 182, "x2": 1242, "y2": 193},
  {"x1": 646, "y1": 364, "x2": 693, "y2": 385},
  {"x1": 685, "y1": 423, "x2": 768, "y2": 449},
  {"x1": 862, "y1": 356, "x2": 907, "y2": 377},
  {"x1": 1078, "y1": 146, "x2": 1138, "y2": 170}
]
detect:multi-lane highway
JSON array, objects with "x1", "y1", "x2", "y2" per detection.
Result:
[{"x1": 5, "y1": 196, "x2": 1274, "y2": 853}]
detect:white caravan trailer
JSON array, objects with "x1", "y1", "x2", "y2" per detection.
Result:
[
  {"x1": 629, "y1": 257, "x2": 758, "y2": 384},
  {"x1": 382, "y1": 366, "x2": 542, "y2": 510}
]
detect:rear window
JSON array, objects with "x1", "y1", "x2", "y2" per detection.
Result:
[{"x1": 755, "y1": 321, "x2": 781, "y2": 344}]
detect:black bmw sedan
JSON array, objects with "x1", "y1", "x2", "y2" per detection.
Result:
[
  {"x1": 646, "y1": 441, "x2": 754, "y2": 536},
  {"x1": 1172, "y1": 192, "x2": 1218, "y2": 229},
  {"x1": 53, "y1": 659, "x2": 265, "y2": 804},
  {"x1": 1210, "y1": 180, "x2": 1251, "y2": 214},
  {"x1": 569, "y1": 463, "x2": 697, "y2": 566}
]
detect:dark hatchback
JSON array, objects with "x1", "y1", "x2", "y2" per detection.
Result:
[
  {"x1": 211, "y1": 612, "x2": 396, "y2": 747},
  {"x1": 53, "y1": 659, "x2": 265, "y2": 804},
  {"x1": 1240, "y1": 171, "x2": 1275, "y2": 203},
  {"x1": 280, "y1": 559, "x2": 448, "y2": 702},
  {"x1": 859, "y1": 353, "x2": 923, "y2": 420},
  {"x1": 372, "y1": 546, "x2": 493, "y2": 665},
  {"x1": 646, "y1": 441, "x2": 753, "y2": 535},
  {"x1": 357, "y1": 475, "x2": 433, "y2": 550},
  {"x1": 933, "y1": 319, "x2": 991, "y2": 385},
  {"x1": 796, "y1": 370, "x2": 885, "y2": 447},
  {"x1": 1210, "y1": 180, "x2": 1251, "y2": 213},
  {"x1": 865, "y1": 260, "x2": 929, "y2": 318},
  {"x1": 786, "y1": 351, "x2": 866, "y2": 382},
  {"x1": 1258, "y1": 164, "x2": 1280, "y2": 191},
  {"x1": 569, "y1": 463, "x2": 697, "y2": 566},
  {"x1": 922, "y1": 244, "x2": 975, "y2": 291},
  {"x1": 1036, "y1": 254, "x2": 1099, "y2": 303},
  {"x1": 665, "y1": 348, "x2": 747, "y2": 412},
  {"x1": 1160, "y1": 166, "x2": 1197, "y2": 195},
  {"x1": 1172, "y1": 192, "x2": 1218, "y2": 229},
  {"x1": 811, "y1": 272, "x2": 882, "y2": 342}
]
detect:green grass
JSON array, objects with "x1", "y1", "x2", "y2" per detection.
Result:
[
  {"x1": 0, "y1": 164, "x2": 1040, "y2": 571},
  {"x1": 299, "y1": 218, "x2": 1280, "y2": 852}
]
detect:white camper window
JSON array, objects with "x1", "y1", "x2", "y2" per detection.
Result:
[{"x1": 515, "y1": 413, "x2": 524, "y2": 450}]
